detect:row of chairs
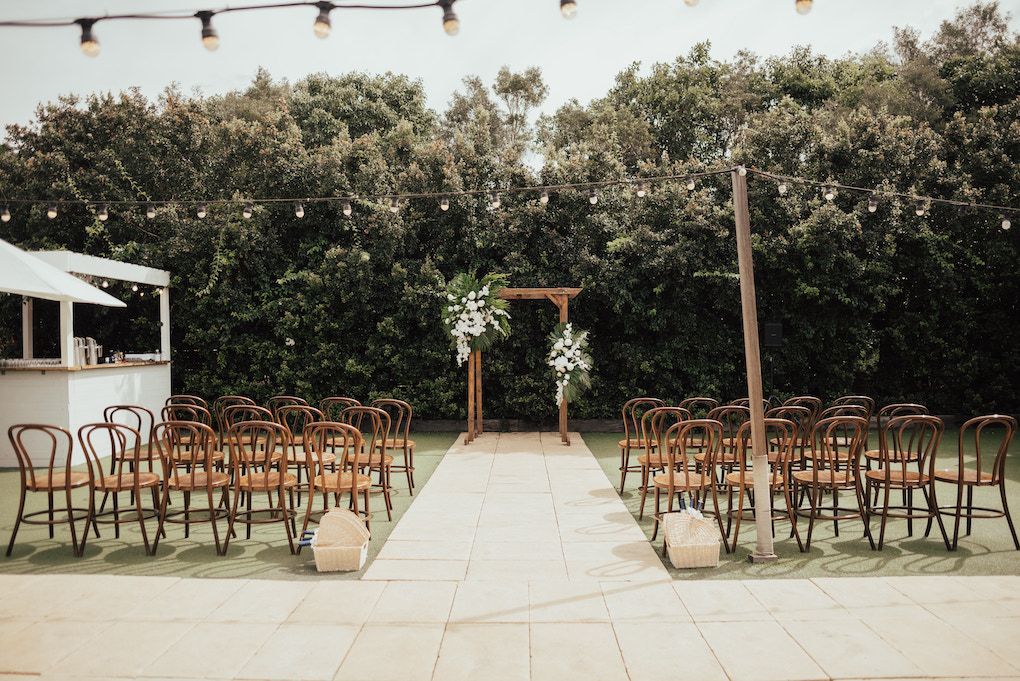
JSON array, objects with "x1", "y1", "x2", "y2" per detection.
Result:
[
  {"x1": 619, "y1": 396, "x2": 1018, "y2": 554},
  {"x1": 6, "y1": 394, "x2": 415, "y2": 558}
]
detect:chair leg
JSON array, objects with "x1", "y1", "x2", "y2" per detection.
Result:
[
  {"x1": 136, "y1": 486, "x2": 153, "y2": 555},
  {"x1": 784, "y1": 481, "x2": 804, "y2": 552},
  {"x1": 805, "y1": 485, "x2": 820, "y2": 551},
  {"x1": 152, "y1": 486, "x2": 171, "y2": 555},
  {"x1": 832, "y1": 486, "x2": 839, "y2": 537},
  {"x1": 1001, "y1": 480, "x2": 1020, "y2": 551},
  {"x1": 47, "y1": 492, "x2": 54, "y2": 539},
  {"x1": 855, "y1": 481, "x2": 875, "y2": 551},
  {"x1": 281, "y1": 487, "x2": 296, "y2": 555},
  {"x1": 112, "y1": 491, "x2": 121, "y2": 539},
  {"x1": 878, "y1": 483, "x2": 891, "y2": 550},
  {"x1": 6, "y1": 486, "x2": 26, "y2": 557},
  {"x1": 966, "y1": 486, "x2": 974, "y2": 536},
  {"x1": 183, "y1": 491, "x2": 191, "y2": 539},
  {"x1": 922, "y1": 483, "x2": 950, "y2": 550},
  {"x1": 651, "y1": 487, "x2": 660, "y2": 541},
  {"x1": 638, "y1": 465, "x2": 649, "y2": 520},
  {"x1": 951, "y1": 483, "x2": 964, "y2": 550},
  {"x1": 64, "y1": 485, "x2": 79, "y2": 557},
  {"x1": 208, "y1": 486, "x2": 225, "y2": 556},
  {"x1": 224, "y1": 483, "x2": 242, "y2": 553},
  {"x1": 730, "y1": 485, "x2": 744, "y2": 553},
  {"x1": 619, "y1": 447, "x2": 629, "y2": 494},
  {"x1": 363, "y1": 489, "x2": 371, "y2": 532}
]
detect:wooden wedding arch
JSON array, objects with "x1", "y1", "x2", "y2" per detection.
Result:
[{"x1": 464, "y1": 286, "x2": 582, "y2": 446}]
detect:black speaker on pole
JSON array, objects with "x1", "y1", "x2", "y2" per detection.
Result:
[{"x1": 763, "y1": 321, "x2": 783, "y2": 348}]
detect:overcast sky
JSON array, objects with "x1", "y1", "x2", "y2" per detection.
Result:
[{"x1": 1, "y1": 0, "x2": 1017, "y2": 131}]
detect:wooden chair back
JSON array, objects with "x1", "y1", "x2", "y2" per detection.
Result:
[
  {"x1": 103, "y1": 405, "x2": 155, "y2": 456},
  {"x1": 78, "y1": 422, "x2": 146, "y2": 487},
  {"x1": 154, "y1": 421, "x2": 219, "y2": 488},
  {"x1": 662, "y1": 419, "x2": 723, "y2": 489},
  {"x1": 160, "y1": 403, "x2": 213, "y2": 428},
  {"x1": 877, "y1": 414, "x2": 943, "y2": 480},
  {"x1": 639, "y1": 407, "x2": 691, "y2": 455},
  {"x1": 678, "y1": 397, "x2": 719, "y2": 418},
  {"x1": 320, "y1": 397, "x2": 362, "y2": 422},
  {"x1": 266, "y1": 395, "x2": 308, "y2": 419},
  {"x1": 832, "y1": 395, "x2": 875, "y2": 422},
  {"x1": 341, "y1": 406, "x2": 390, "y2": 458},
  {"x1": 809, "y1": 415, "x2": 868, "y2": 472},
  {"x1": 766, "y1": 405, "x2": 813, "y2": 457},
  {"x1": 304, "y1": 421, "x2": 364, "y2": 487},
  {"x1": 166, "y1": 394, "x2": 208, "y2": 409},
  {"x1": 622, "y1": 397, "x2": 666, "y2": 447},
  {"x1": 214, "y1": 396, "x2": 256, "y2": 434},
  {"x1": 227, "y1": 420, "x2": 289, "y2": 484},
  {"x1": 957, "y1": 414, "x2": 1016, "y2": 486},
  {"x1": 731, "y1": 418, "x2": 797, "y2": 487},
  {"x1": 371, "y1": 399, "x2": 413, "y2": 444},
  {"x1": 7, "y1": 424, "x2": 78, "y2": 491}
]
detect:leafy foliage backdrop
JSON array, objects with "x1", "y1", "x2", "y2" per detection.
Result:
[{"x1": 1, "y1": 3, "x2": 1017, "y2": 420}]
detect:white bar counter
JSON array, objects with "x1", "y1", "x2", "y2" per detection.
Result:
[{"x1": 0, "y1": 361, "x2": 170, "y2": 466}]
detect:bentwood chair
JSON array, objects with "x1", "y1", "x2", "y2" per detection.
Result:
[
  {"x1": 931, "y1": 415, "x2": 1018, "y2": 551},
  {"x1": 766, "y1": 405, "x2": 813, "y2": 464},
  {"x1": 372, "y1": 399, "x2": 415, "y2": 495},
  {"x1": 637, "y1": 407, "x2": 691, "y2": 520},
  {"x1": 160, "y1": 405, "x2": 226, "y2": 472},
  {"x1": 7, "y1": 425, "x2": 94, "y2": 557},
  {"x1": 224, "y1": 420, "x2": 298, "y2": 553},
  {"x1": 619, "y1": 397, "x2": 666, "y2": 493},
  {"x1": 320, "y1": 397, "x2": 362, "y2": 422},
  {"x1": 792, "y1": 415, "x2": 874, "y2": 551},
  {"x1": 864, "y1": 414, "x2": 949, "y2": 550},
  {"x1": 266, "y1": 395, "x2": 308, "y2": 420},
  {"x1": 723, "y1": 418, "x2": 803, "y2": 552},
  {"x1": 161, "y1": 403, "x2": 214, "y2": 428},
  {"x1": 79, "y1": 422, "x2": 162, "y2": 554},
  {"x1": 301, "y1": 421, "x2": 372, "y2": 540},
  {"x1": 103, "y1": 405, "x2": 157, "y2": 480},
  {"x1": 152, "y1": 421, "x2": 231, "y2": 554},
  {"x1": 651, "y1": 419, "x2": 727, "y2": 547},
  {"x1": 783, "y1": 396, "x2": 823, "y2": 436},
  {"x1": 704, "y1": 405, "x2": 750, "y2": 468},
  {"x1": 816, "y1": 404, "x2": 870, "y2": 455},
  {"x1": 213, "y1": 396, "x2": 256, "y2": 447},
  {"x1": 166, "y1": 394, "x2": 208, "y2": 409},
  {"x1": 341, "y1": 406, "x2": 394, "y2": 521},
  {"x1": 276, "y1": 404, "x2": 328, "y2": 505},
  {"x1": 221, "y1": 404, "x2": 275, "y2": 450},
  {"x1": 864, "y1": 403, "x2": 930, "y2": 466},
  {"x1": 678, "y1": 397, "x2": 719, "y2": 417}
]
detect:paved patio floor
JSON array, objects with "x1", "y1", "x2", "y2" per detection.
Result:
[{"x1": 1, "y1": 431, "x2": 1018, "y2": 680}]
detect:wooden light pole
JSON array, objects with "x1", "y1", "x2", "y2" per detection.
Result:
[{"x1": 731, "y1": 167, "x2": 778, "y2": 563}]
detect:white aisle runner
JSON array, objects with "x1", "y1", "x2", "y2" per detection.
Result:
[{"x1": 363, "y1": 431, "x2": 670, "y2": 582}]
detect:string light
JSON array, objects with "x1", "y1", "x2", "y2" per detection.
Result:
[
  {"x1": 686, "y1": 178, "x2": 696, "y2": 191},
  {"x1": 777, "y1": 182, "x2": 788, "y2": 195},
  {"x1": 540, "y1": 190, "x2": 550, "y2": 205},
  {"x1": 440, "y1": 0, "x2": 459, "y2": 35},
  {"x1": 343, "y1": 200, "x2": 353, "y2": 217},
  {"x1": 1003, "y1": 216, "x2": 1012, "y2": 231},
  {"x1": 101, "y1": 280, "x2": 109, "y2": 288},
  {"x1": 636, "y1": 183, "x2": 646, "y2": 198},
  {"x1": 389, "y1": 197, "x2": 400, "y2": 213},
  {"x1": 146, "y1": 203, "x2": 156, "y2": 219},
  {"x1": 1, "y1": 206, "x2": 10, "y2": 223},
  {"x1": 313, "y1": 2, "x2": 332, "y2": 38},
  {"x1": 294, "y1": 201, "x2": 305, "y2": 218},
  {"x1": 588, "y1": 188, "x2": 599, "y2": 205},
  {"x1": 440, "y1": 197, "x2": 449, "y2": 212},
  {"x1": 915, "y1": 199, "x2": 926, "y2": 217},
  {"x1": 197, "y1": 11, "x2": 219, "y2": 51},
  {"x1": 196, "y1": 204, "x2": 207, "y2": 219},
  {"x1": 97, "y1": 204, "x2": 109, "y2": 221},
  {"x1": 489, "y1": 192, "x2": 501, "y2": 209},
  {"x1": 824, "y1": 187, "x2": 836, "y2": 202},
  {"x1": 560, "y1": 0, "x2": 577, "y2": 19},
  {"x1": 78, "y1": 20, "x2": 99, "y2": 57},
  {"x1": 868, "y1": 195, "x2": 878, "y2": 213},
  {"x1": 795, "y1": 0, "x2": 813, "y2": 14},
  {"x1": 242, "y1": 202, "x2": 253, "y2": 219},
  {"x1": 46, "y1": 203, "x2": 57, "y2": 219},
  {"x1": 131, "y1": 284, "x2": 138, "y2": 292},
  {"x1": 737, "y1": 165, "x2": 747, "y2": 176}
]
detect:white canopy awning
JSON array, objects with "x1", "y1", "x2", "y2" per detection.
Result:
[{"x1": 0, "y1": 238, "x2": 126, "y2": 307}]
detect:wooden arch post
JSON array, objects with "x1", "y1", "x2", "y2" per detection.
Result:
[{"x1": 464, "y1": 287, "x2": 582, "y2": 446}]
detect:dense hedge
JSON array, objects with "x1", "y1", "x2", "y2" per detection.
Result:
[{"x1": 1, "y1": 3, "x2": 1017, "y2": 420}]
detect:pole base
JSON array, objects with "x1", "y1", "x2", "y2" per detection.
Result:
[{"x1": 748, "y1": 552, "x2": 779, "y2": 564}]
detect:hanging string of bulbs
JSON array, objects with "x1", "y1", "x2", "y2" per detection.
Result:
[
  {"x1": 0, "y1": 165, "x2": 1014, "y2": 230},
  {"x1": 0, "y1": 0, "x2": 817, "y2": 57}
]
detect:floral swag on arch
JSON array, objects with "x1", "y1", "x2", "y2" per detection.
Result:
[
  {"x1": 547, "y1": 322, "x2": 592, "y2": 406},
  {"x1": 441, "y1": 272, "x2": 511, "y2": 366}
]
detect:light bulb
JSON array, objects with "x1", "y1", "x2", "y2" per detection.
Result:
[
  {"x1": 47, "y1": 204, "x2": 57, "y2": 219},
  {"x1": 0, "y1": 206, "x2": 9, "y2": 223},
  {"x1": 636, "y1": 183, "x2": 646, "y2": 198},
  {"x1": 131, "y1": 284, "x2": 138, "y2": 292},
  {"x1": 795, "y1": 0, "x2": 813, "y2": 15},
  {"x1": 489, "y1": 192, "x2": 501, "y2": 209},
  {"x1": 146, "y1": 203, "x2": 156, "y2": 219},
  {"x1": 294, "y1": 202, "x2": 305, "y2": 219},
  {"x1": 242, "y1": 202, "x2": 253, "y2": 219},
  {"x1": 686, "y1": 178, "x2": 696, "y2": 191},
  {"x1": 343, "y1": 201, "x2": 352, "y2": 217},
  {"x1": 196, "y1": 204, "x2": 207, "y2": 219},
  {"x1": 440, "y1": 197, "x2": 449, "y2": 212},
  {"x1": 560, "y1": 0, "x2": 578, "y2": 19},
  {"x1": 778, "y1": 182, "x2": 788, "y2": 195},
  {"x1": 588, "y1": 189, "x2": 598, "y2": 205},
  {"x1": 313, "y1": 5, "x2": 332, "y2": 38},
  {"x1": 1002, "y1": 216, "x2": 1012, "y2": 231},
  {"x1": 389, "y1": 197, "x2": 400, "y2": 213},
  {"x1": 540, "y1": 190, "x2": 549, "y2": 205},
  {"x1": 441, "y1": 1, "x2": 459, "y2": 35},
  {"x1": 198, "y1": 12, "x2": 219, "y2": 51},
  {"x1": 97, "y1": 204, "x2": 109, "y2": 221},
  {"x1": 79, "y1": 20, "x2": 100, "y2": 57},
  {"x1": 139, "y1": 290, "x2": 145, "y2": 297},
  {"x1": 915, "y1": 200, "x2": 926, "y2": 216},
  {"x1": 867, "y1": 195, "x2": 878, "y2": 213},
  {"x1": 737, "y1": 165, "x2": 747, "y2": 176},
  {"x1": 101, "y1": 280, "x2": 109, "y2": 288},
  {"x1": 824, "y1": 187, "x2": 835, "y2": 202}
]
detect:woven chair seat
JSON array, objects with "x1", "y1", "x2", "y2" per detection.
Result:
[
  {"x1": 638, "y1": 453, "x2": 668, "y2": 466},
  {"x1": 864, "y1": 449, "x2": 919, "y2": 462},
  {"x1": 26, "y1": 471, "x2": 91, "y2": 492},
  {"x1": 171, "y1": 450, "x2": 225, "y2": 465},
  {"x1": 313, "y1": 472, "x2": 372, "y2": 491},
  {"x1": 652, "y1": 472, "x2": 712, "y2": 490},
  {"x1": 382, "y1": 438, "x2": 415, "y2": 449},
  {"x1": 286, "y1": 451, "x2": 336, "y2": 465},
  {"x1": 167, "y1": 471, "x2": 230, "y2": 490},
  {"x1": 725, "y1": 471, "x2": 785, "y2": 488},
  {"x1": 619, "y1": 438, "x2": 654, "y2": 449},
  {"x1": 864, "y1": 469, "x2": 928, "y2": 486},
  {"x1": 361, "y1": 453, "x2": 393, "y2": 467},
  {"x1": 695, "y1": 450, "x2": 738, "y2": 464},
  {"x1": 792, "y1": 470, "x2": 855, "y2": 487},
  {"x1": 236, "y1": 472, "x2": 297, "y2": 491},
  {"x1": 934, "y1": 468, "x2": 994, "y2": 485},
  {"x1": 96, "y1": 472, "x2": 161, "y2": 492}
]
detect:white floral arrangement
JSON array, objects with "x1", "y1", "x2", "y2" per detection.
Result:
[
  {"x1": 442, "y1": 272, "x2": 511, "y2": 365},
  {"x1": 547, "y1": 322, "x2": 592, "y2": 406}
]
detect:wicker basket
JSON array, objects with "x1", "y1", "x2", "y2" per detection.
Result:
[
  {"x1": 663, "y1": 509, "x2": 721, "y2": 569},
  {"x1": 310, "y1": 508, "x2": 370, "y2": 572}
]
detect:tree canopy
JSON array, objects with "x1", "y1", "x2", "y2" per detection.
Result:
[{"x1": 1, "y1": 2, "x2": 1017, "y2": 420}]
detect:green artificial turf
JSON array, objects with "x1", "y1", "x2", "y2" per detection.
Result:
[
  {"x1": 0, "y1": 432, "x2": 458, "y2": 581},
  {"x1": 582, "y1": 428, "x2": 1020, "y2": 580}
]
